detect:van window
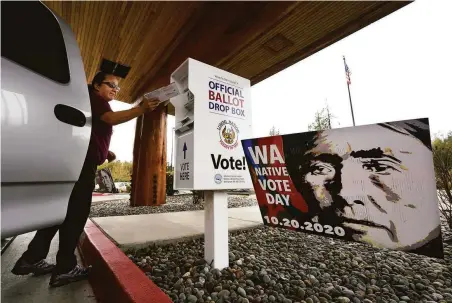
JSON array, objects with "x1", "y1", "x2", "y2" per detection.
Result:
[{"x1": 1, "y1": 2, "x2": 70, "y2": 84}]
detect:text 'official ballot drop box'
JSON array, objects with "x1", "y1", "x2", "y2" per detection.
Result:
[
  {"x1": 169, "y1": 58, "x2": 253, "y2": 269},
  {"x1": 170, "y1": 58, "x2": 253, "y2": 191}
]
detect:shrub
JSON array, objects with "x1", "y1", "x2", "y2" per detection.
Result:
[
  {"x1": 432, "y1": 132, "x2": 452, "y2": 233},
  {"x1": 166, "y1": 171, "x2": 176, "y2": 196}
]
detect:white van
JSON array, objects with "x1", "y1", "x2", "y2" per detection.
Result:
[{"x1": 1, "y1": 2, "x2": 92, "y2": 238}]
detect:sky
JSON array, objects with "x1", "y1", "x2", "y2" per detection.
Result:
[{"x1": 109, "y1": 0, "x2": 451, "y2": 163}]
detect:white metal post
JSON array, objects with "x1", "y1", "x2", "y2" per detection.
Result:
[{"x1": 204, "y1": 190, "x2": 229, "y2": 269}]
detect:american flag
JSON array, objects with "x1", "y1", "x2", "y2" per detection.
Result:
[{"x1": 343, "y1": 56, "x2": 351, "y2": 85}]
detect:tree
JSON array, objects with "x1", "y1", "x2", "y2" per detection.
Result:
[
  {"x1": 432, "y1": 131, "x2": 452, "y2": 234},
  {"x1": 97, "y1": 160, "x2": 133, "y2": 182},
  {"x1": 308, "y1": 105, "x2": 335, "y2": 131},
  {"x1": 269, "y1": 126, "x2": 280, "y2": 136}
]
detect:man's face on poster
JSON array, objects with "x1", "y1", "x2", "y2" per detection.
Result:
[
  {"x1": 299, "y1": 125, "x2": 439, "y2": 250},
  {"x1": 100, "y1": 170, "x2": 113, "y2": 192}
]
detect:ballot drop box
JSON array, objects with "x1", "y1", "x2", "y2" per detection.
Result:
[{"x1": 169, "y1": 58, "x2": 253, "y2": 268}]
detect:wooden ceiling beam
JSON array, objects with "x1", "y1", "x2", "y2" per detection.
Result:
[
  {"x1": 134, "y1": 2, "x2": 298, "y2": 100},
  {"x1": 132, "y1": 2, "x2": 208, "y2": 102},
  {"x1": 249, "y1": 1, "x2": 412, "y2": 86}
]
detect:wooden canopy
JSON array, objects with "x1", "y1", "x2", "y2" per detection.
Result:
[{"x1": 45, "y1": 1, "x2": 410, "y2": 115}]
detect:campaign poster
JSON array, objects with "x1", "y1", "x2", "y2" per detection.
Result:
[
  {"x1": 241, "y1": 118, "x2": 444, "y2": 258},
  {"x1": 95, "y1": 168, "x2": 117, "y2": 193}
]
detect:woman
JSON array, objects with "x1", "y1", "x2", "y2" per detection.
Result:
[{"x1": 11, "y1": 72, "x2": 159, "y2": 287}]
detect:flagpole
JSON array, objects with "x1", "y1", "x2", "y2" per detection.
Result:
[
  {"x1": 346, "y1": 80, "x2": 355, "y2": 126},
  {"x1": 343, "y1": 56, "x2": 356, "y2": 126}
]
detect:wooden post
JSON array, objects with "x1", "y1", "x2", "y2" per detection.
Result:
[
  {"x1": 131, "y1": 105, "x2": 168, "y2": 206},
  {"x1": 130, "y1": 115, "x2": 143, "y2": 206}
]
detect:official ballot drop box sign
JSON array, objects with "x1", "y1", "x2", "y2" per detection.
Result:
[{"x1": 170, "y1": 58, "x2": 253, "y2": 190}]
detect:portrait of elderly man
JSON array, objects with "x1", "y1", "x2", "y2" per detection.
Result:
[
  {"x1": 282, "y1": 118, "x2": 443, "y2": 258},
  {"x1": 95, "y1": 168, "x2": 115, "y2": 193}
]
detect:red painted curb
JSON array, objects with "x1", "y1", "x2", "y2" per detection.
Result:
[{"x1": 78, "y1": 219, "x2": 173, "y2": 303}]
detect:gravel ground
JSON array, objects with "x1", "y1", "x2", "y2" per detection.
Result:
[
  {"x1": 89, "y1": 194, "x2": 258, "y2": 218},
  {"x1": 126, "y1": 219, "x2": 452, "y2": 303}
]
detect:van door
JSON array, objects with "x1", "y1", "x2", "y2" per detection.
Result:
[{"x1": 1, "y1": 2, "x2": 92, "y2": 237}]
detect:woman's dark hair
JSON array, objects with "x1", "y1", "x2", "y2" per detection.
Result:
[{"x1": 88, "y1": 71, "x2": 110, "y2": 92}]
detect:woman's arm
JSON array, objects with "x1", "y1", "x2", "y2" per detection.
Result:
[
  {"x1": 101, "y1": 106, "x2": 145, "y2": 126},
  {"x1": 100, "y1": 99, "x2": 159, "y2": 126}
]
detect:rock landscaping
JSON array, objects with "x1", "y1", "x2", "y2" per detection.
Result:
[
  {"x1": 89, "y1": 194, "x2": 257, "y2": 218},
  {"x1": 126, "y1": 218, "x2": 452, "y2": 303},
  {"x1": 91, "y1": 194, "x2": 452, "y2": 302}
]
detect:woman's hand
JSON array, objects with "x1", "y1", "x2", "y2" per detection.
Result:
[
  {"x1": 107, "y1": 151, "x2": 116, "y2": 162},
  {"x1": 141, "y1": 98, "x2": 160, "y2": 113}
]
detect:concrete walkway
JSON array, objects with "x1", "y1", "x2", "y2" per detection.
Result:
[
  {"x1": 92, "y1": 193, "x2": 129, "y2": 204},
  {"x1": 1, "y1": 232, "x2": 96, "y2": 303},
  {"x1": 92, "y1": 206, "x2": 264, "y2": 249},
  {"x1": 1, "y1": 206, "x2": 263, "y2": 301}
]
